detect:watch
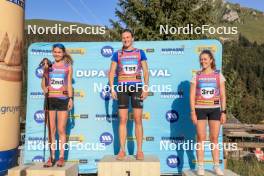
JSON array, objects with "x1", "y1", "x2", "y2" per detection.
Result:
[{"x1": 221, "y1": 110, "x2": 226, "y2": 114}]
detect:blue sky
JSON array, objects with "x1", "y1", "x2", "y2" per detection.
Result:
[{"x1": 26, "y1": 0, "x2": 264, "y2": 27}]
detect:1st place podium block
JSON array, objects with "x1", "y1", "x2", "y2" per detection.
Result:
[{"x1": 98, "y1": 155, "x2": 160, "y2": 176}]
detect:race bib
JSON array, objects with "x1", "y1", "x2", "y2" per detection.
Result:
[
  {"x1": 123, "y1": 64, "x2": 138, "y2": 74},
  {"x1": 200, "y1": 87, "x2": 215, "y2": 99},
  {"x1": 50, "y1": 77, "x2": 64, "y2": 89}
]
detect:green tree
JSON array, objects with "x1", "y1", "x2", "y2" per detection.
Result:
[{"x1": 110, "y1": 0, "x2": 214, "y2": 40}]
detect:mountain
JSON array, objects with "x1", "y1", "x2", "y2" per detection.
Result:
[{"x1": 212, "y1": 0, "x2": 264, "y2": 44}]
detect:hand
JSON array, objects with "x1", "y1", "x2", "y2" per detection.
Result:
[
  {"x1": 43, "y1": 87, "x2": 48, "y2": 94},
  {"x1": 68, "y1": 98, "x2": 73, "y2": 111},
  {"x1": 140, "y1": 90, "x2": 148, "y2": 100},
  {"x1": 111, "y1": 90, "x2": 117, "y2": 100},
  {"x1": 220, "y1": 113, "x2": 226, "y2": 124},
  {"x1": 191, "y1": 111, "x2": 197, "y2": 125}
]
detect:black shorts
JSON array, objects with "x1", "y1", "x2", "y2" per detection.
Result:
[
  {"x1": 46, "y1": 97, "x2": 69, "y2": 111},
  {"x1": 195, "y1": 108, "x2": 221, "y2": 121},
  {"x1": 117, "y1": 85, "x2": 143, "y2": 109}
]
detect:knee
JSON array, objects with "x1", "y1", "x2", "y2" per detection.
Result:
[
  {"x1": 58, "y1": 126, "x2": 66, "y2": 136},
  {"x1": 197, "y1": 135, "x2": 206, "y2": 142},
  {"x1": 210, "y1": 136, "x2": 218, "y2": 143},
  {"x1": 134, "y1": 118, "x2": 142, "y2": 126},
  {"x1": 119, "y1": 118, "x2": 127, "y2": 125}
]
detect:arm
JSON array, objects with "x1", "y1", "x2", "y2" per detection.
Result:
[
  {"x1": 190, "y1": 82, "x2": 196, "y2": 112},
  {"x1": 141, "y1": 60, "x2": 149, "y2": 100},
  {"x1": 141, "y1": 60, "x2": 149, "y2": 88},
  {"x1": 190, "y1": 82, "x2": 197, "y2": 125},
  {"x1": 67, "y1": 65, "x2": 73, "y2": 98},
  {"x1": 67, "y1": 65, "x2": 73, "y2": 110},
  {"x1": 220, "y1": 81, "x2": 227, "y2": 124},
  {"x1": 108, "y1": 61, "x2": 118, "y2": 99},
  {"x1": 41, "y1": 77, "x2": 47, "y2": 94}
]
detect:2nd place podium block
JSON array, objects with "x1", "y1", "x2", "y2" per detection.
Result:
[
  {"x1": 8, "y1": 162, "x2": 78, "y2": 176},
  {"x1": 98, "y1": 155, "x2": 160, "y2": 176}
]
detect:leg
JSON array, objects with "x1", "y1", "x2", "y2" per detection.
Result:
[
  {"x1": 47, "y1": 110, "x2": 57, "y2": 158},
  {"x1": 133, "y1": 108, "x2": 143, "y2": 152},
  {"x1": 57, "y1": 111, "x2": 68, "y2": 158},
  {"x1": 117, "y1": 86, "x2": 129, "y2": 158},
  {"x1": 131, "y1": 86, "x2": 144, "y2": 159},
  {"x1": 118, "y1": 109, "x2": 128, "y2": 152},
  {"x1": 196, "y1": 120, "x2": 207, "y2": 164},
  {"x1": 208, "y1": 120, "x2": 221, "y2": 164}
]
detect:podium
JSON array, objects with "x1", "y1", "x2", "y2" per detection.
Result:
[
  {"x1": 98, "y1": 155, "x2": 160, "y2": 176},
  {"x1": 8, "y1": 162, "x2": 78, "y2": 176},
  {"x1": 183, "y1": 169, "x2": 240, "y2": 176}
]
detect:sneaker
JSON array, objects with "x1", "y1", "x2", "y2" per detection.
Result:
[
  {"x1": 197, "y1": 164, "x2": 205, "y2": 176},
  {"x1": 136, "y1": 151, "x2": 144, "y2": 160},
  {"x1": 43, "y1": 157, "x2": 55, "y2": 168},
  {"x1": 116, "y1": 150, "x2": 126, "y2": 160},
  {"x1": 213, "y1": 164, "x2": 224, "y2": 176},
  {"x1": 56, "y1": 157, "x2": 65, "y2": 167}
]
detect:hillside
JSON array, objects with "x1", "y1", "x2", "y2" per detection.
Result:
[{"x1": 212, "y1": 0, "x2": 264, "y2": 44}]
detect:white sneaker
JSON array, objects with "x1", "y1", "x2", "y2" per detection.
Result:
[
  {"x1": 197, "y1": 164, "x2": 205, "y2": 176},
  {"x1": 213, "y1": 164, "x2": 224, "y2": 176}
]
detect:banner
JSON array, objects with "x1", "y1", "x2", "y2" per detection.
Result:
[
  {"x1": 0, "y1": 0, "x2": 24, "y2": 174},
  {"x1": 24, "y1": 40, "x2": 223, "y2": 174}
]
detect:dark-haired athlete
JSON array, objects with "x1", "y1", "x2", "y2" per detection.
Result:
[
  {"x1": 190, "y1": 50, "x2": 226, "y2": 176},
  {"x1": 42, "y1": 43, "x2": 73, "y2": 167},
  {"x1": 109, "y1": 29, "x2": 149, "y2": 160}
]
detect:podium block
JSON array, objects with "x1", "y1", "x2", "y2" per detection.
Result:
[
  {"x1": 8, "y1": 162, "x2": 78, "y2": 176},
  {"x1": 98, "y1": 155, "x2": 160, "y2": 176},
  {"x1": 8, "y1": 165, "x2": 31, "y2": 176},
  {"x1": 183, "y1": 169, "x2": 239, "y2": 176}
]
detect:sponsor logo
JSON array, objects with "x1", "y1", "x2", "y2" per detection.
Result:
[
  {"x1": 30, "y1": 49, "x2": 52, "y2": 56},
  {"x1": 69, "y1": 114, "x2": 89, "y2": 119},
  {"x1": 165, "y1": 110, "x2": 179, "y2": 123},
  {"x1": 161, "y1": 46, "x2": 184, "y2": 55},
  {"x1": 196, "y1": 45, "x2": 217, "y2": 53},
  {"x1": 99, "y1": 132, "x2": 113, "y2": 146},
  {"x1": 30, "y1": 48, "x2": 85, "y2": 55},
  {"x1": 127, "y1": 136, "x2": 155, "y2": 141},
  {"x1": 0, "y1": 105, "x2": 20, "y2": 115},
  {"x1": 32, "y1": 155, "x2": 45, "y2": 163},
  {"x1": 101, "y1": 46, "x2": 114, "y2": 57},
  {"x1": 74, "y1": 90, "x2": 85, "y2": 98},
  {"x1": 95, "y1": 114, "x2": 118, "y2": 121},
  {"x1": 167, "y1": 155, "x2": 180, "y2": 168},
  {"x1": 66, "y1": 48, "x2": 85, "y2": 55},
  {"x1": 30, "y1": 92, "x2": 44, "y2": 99},
  {"x1": 67, "y1": 135, "x2": 85, "y2": 143},
  {"x1": 160, "y1": 91, "x2": 184, "y2": 99},
  {"x1": 79, "y1": 159, "x2": 88, "y2": 164},
  {"x1": 35, "y1": 66, "x2": 44, "y2": 78},
  {"x1": 142, "y1": 48, "x2": 155, "y2": 53},
  {"x1": 128, "y1": 112, "x2": 150, "y2": 120},
  {"x1": 34, "y1": 110, "x2": 45, "y2": 124}
]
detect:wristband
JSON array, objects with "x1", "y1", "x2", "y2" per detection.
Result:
[{"x1": 221, "y1": 110, "x2": 226, "y2": 114}]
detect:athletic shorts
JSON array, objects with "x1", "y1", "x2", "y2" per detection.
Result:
[
  {"x1": 117, "y1": 85, "x2": 143, "y2": 109},
  {"x1": 195, "y1": 108, "x2": 221, "y2": 121},
  {"x1": 46, "y1": 97, "x2": 69, "y2": 111}
]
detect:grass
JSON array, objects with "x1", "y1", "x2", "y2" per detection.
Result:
[{"x1": 227, "y1": 157, "x2": 264, "y2": 176}]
